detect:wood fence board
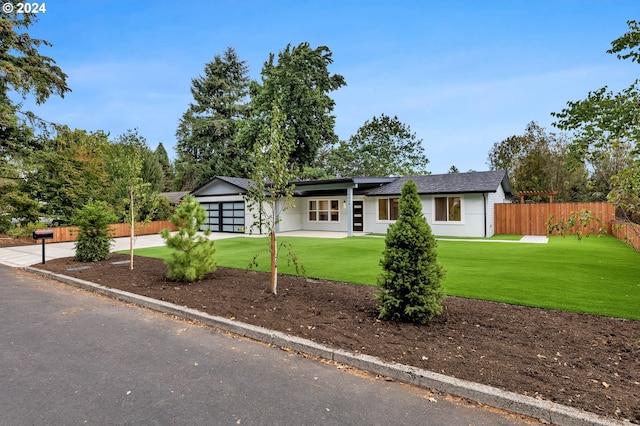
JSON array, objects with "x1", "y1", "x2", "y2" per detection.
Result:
[
  {"x1": 46, "y1": 221, "x2": 176, "y2": 243},
  {"x1": 611, "y1": 220, "x2": 640, "y2": 250},
  {"x1": 495, "y1": 202, "x2": 615, "y2": 236}
]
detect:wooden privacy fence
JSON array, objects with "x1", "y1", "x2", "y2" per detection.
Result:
[
  {"x1": 611, "y1": 220, "x2": 640, "y2": 250},
  {"x1": 44, "y1": 221, "x2": 177, "y2": 243},
  {"x1": 494, "y1": 202, "x2": 615, "y2": 236}
]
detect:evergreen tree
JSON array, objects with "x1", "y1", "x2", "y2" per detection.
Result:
[
  {"x1": 160, "y1": 195, "x2": 216, "y2": 282},
  {"x1": 175, "y1": 47, "x2": 250, "y2": 189},
  {"x1": 0, "y1": 10, "x2": 70, "y2": 104},
  {"x1": 1, "y1": 10, "x2": 69, "y2": 228},
  {"x1": 240, "y1": 42, "x2": 346, "y2": 171},
  {"x1": 154, "y1": 143, "x2": 173, "y2": 191},
  {"x1": 376, "y1": 180, "x2": 445, "y2": 324},
  {"x1": 141, "y1": 147, "x2": 163, "y2": 193},
  {"x1": 73, "y1": 201, "x2": 117, "y2": 262}
]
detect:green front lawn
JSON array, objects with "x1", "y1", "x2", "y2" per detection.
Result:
[{"x1": 130, "y1": 235, "x2": 640, "y2": 320}]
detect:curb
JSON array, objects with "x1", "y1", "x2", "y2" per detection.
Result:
[{"x1": 25, "y1": 267, "x2": 627, "y2": 426}]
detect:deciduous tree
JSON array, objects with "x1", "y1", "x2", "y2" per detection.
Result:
[
  {"x1": 241, "y1": 42, "x2": 346, "y2": 171},
  {"x1": 552, "y1": 20, "x2": 640, "y2": 221},
  {"x1": 244, "y1": 100, "x2": 299, "y2": 295},
  {"x1": 107, "y1": 130, "x2": 158, "y2": 269},
  {"x1": 28, "y1": 126, "x2": 110, "y2": 224},
  {"x1": 325, "y1": 114, "x2": 429, "y2": 177},
  {"x1": 487, "y1": 122, "x2": 588, "y2": 202}
]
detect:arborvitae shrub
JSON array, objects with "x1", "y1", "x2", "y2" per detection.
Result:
[
  {"x1": 375, "y1": 180, "x2": 445, "y2": 324},
  {"x1": 160, "y1": 195, "x2": 216, "y2": 282},
  {"x1": 73, "y1": 201, "x2": 117, "y2": 262}
]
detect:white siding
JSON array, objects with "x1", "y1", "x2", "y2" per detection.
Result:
[
  {"x1": 428, "y1": 194, "x2": 485, "y2": 237},
  {"x1": 277, "y1": 200, "x2": 302, "y2": 232},
  {"x1": 192, "y1": 180, "x2": 244, "y2": 197},
  {"x1": 366, "y1": 194, "x2": 488, "y2": 237},
  {"x1": 485, "y1": 185, "x2": 509, "y2": 237},
  {"x1": 299, "y1": 197, "x2": 349, "y2": 232}
]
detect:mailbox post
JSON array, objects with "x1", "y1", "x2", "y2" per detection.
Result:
[{"x1": 33, "y1": 230, "x2": 54, "y2": 264}]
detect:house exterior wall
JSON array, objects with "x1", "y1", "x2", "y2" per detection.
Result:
[
  {"x1": 298, "y1": 196, "x2": 351, "y2": 232},
  {"x1": 364, "y1": 196, "x2": 392, "y2": 234},
  {"x1": 365, "y1": 194, "x2": 489, "y2": 237},
  {"x1": 277, "y1": 200, "x2": 302, "y2": 232},
  {"x1": 191, "y1": 180, "x2": 510, "y2": 237},
  {"x1": 428, "y1": 193, "x2": 484, "y2": 237},
  {"x1": 485, "y1": 185, "x2": 509, "y2": 237},
  {"x1": 193, "y1": 180, "x2": 244, "y2": 196}
]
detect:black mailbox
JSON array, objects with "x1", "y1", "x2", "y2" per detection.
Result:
[{"x1": 33, "y1": 230, "x2": 54, "y2": 240}]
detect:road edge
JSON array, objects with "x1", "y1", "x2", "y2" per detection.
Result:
[{"x1": 24, "y1": 266, "x2": 627, "y2": 426}]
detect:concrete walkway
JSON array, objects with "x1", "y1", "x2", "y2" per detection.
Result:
[
  {"x1": 438, "y1": 235, "x2": 549, "y2": 244},
  {"x1": 0, "y1": 232, "x2": 240, "y2": 268}
]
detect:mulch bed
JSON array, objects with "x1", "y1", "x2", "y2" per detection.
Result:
[{"x1": 36, "y1": 253, "x2": 639, "y2": 424}]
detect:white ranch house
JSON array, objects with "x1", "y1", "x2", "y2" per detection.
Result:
[{"x1": 190, "y1": 170, "x2": 513, "y2": 238}]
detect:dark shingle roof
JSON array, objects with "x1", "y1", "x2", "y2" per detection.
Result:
[
  {"x1": 366, "y1": 171, "x2": 511, "y2": 196},
  {"x1": 215, "y1": 176, "x2": 253, "y2": 190},
  {"x1": 158, "y1": 191, "x2": 189, "y2": 203}
]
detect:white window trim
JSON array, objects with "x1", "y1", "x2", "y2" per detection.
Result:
[
  {"x1": 432, "y1": 195, "x2": 465, "y2": 224},
  {"x1": 308, "y1": 199, "x2": 341, "y2": 223},
  {"x1": 376, "y1": 197, "x2": 400, "y2": 223}
]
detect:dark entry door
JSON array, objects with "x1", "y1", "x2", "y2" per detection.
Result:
[{"x1": 352, "y1": 201, "x2": 364, "y2": 232}]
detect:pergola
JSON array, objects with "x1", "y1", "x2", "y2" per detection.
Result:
[{"x1": 517, "y1": 190, "x2": 558, "y2": 203}]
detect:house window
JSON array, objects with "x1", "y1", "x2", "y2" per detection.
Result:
[
  {"x1": 435, "y1": 197, "x2": 461, "y2": 222},
  {"x1": 378, "y1": 198, "x2": 399, "y2": 221},
  {"x1": 308, "y1": 199, "x2": 339, "y2": 222}
]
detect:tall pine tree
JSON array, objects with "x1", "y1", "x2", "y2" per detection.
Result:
[
  {"x1": 376, "y1": 180, "x2": 445, "y2": 324},
  {"x1": 154, "y1": 143, "x2": 173, "y2": 191},
  {"x1": 174, "y1": 47, "x2": 250, "y2": 190}
]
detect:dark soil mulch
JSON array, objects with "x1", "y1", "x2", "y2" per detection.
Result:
[{"x1": 36, "y1": 253, "x2": 640, "y2": 424}]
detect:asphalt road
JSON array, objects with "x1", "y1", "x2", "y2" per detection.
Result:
[{"x1": 0, "y1": 265, "x2": 532, "y2": 425}]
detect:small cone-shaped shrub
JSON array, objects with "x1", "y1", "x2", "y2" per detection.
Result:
[
  {"x1": 160, "y1": 195, "x2": 216, "y2": 282},
  {"x1": 375, "y1": 180, "x2": 445, "y2": 324},
  {"x1": 73, "y1": 201, "x2": 117, "y2": 262}
]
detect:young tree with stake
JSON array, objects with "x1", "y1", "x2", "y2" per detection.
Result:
[{"x1": 244, "y1": 100, "x2": 297, "y2": 295}]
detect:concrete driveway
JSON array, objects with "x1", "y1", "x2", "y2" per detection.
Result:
[{"x1": 0, "y1": 232, "x2": 240, "y2": 268}]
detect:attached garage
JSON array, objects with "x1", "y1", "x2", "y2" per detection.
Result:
[
  {"x1": 190, "y1": 176, "x2": 252, "y2": 234},
  {"x1": 201, "y1": 201, "x2": 245, "y2": 233}
]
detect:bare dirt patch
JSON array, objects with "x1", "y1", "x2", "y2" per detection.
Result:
[{"x1": 37, "y1": 253, "x2": 640, "y2": 424}]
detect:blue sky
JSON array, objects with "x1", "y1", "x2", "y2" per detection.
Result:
[{"x1": 16, "y1": 0, "x2": 639, "y2": 174}]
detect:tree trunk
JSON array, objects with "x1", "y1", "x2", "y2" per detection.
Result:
[
  {"x1": 129, "y1": 189, "x2": 134, "y2": 270},
  {"x1": 270, "y1": 230, "x2": 277, "y2": 295}
]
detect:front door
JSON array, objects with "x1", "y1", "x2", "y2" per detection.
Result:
[{"x1": 352, "y1": 200, "x2": 363, "y2": 232}]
